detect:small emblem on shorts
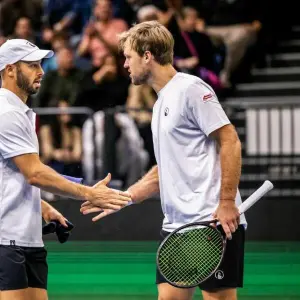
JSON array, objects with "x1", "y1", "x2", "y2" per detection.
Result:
[
  {"x1": 215, "y1": 270, "x2": 224, "y2": 280},
  {"x1": 164, "y1": 107, "x2": 169, "y2": 116}
]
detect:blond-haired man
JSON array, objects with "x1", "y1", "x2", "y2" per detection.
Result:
[{"x1": 82, "y1": 21, "x2": 246, "y2": 300}]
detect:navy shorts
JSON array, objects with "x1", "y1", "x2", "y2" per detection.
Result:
[
  {"x1": 0, "y1": 245, "x2": 48, "y2": 291},
  {"x1": 156, "y1": 225, "x2": 245, "y2": 291}
]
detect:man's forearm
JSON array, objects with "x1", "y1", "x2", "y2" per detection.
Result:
[
  {"x1": 29, "y1": 164, "x2": 91, "y2": 201},
  {"x1": 127, "y1": 165, "x2": 160, "y2": 203},
  {"x1": 219, "y1": 139, "x2": 242, "y2": 201}
]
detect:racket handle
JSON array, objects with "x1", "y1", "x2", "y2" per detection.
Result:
[
  {"x1": 238, "y1": 180, "x2": 273, "y2": 214},
  {"x1": 62, "y1": 175, "x2": 84, "y2": 184}
]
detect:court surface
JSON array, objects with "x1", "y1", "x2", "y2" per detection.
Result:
[{"x1": 46, "y1": 241, "x2": 300, "y2": 300}]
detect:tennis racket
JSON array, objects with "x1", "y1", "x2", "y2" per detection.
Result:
[{"x1": 156, "y1": 180, "x2": 274, "y2": 288}]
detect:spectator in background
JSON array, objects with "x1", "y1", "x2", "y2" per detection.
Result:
[
  {"x1": 112, "y1": 0, "x2": 139, "y2": 26},
  {"x1": 173, "y1": 6, "x2": 222, "y2": 91},
  {"x1": 77, "y1": 0, "x2": 128, "y2": 69},
  {"x1": 113, "y1": 0, "x2": 163, "y2": 26},
  {"x1": 126, "y1": 84, "x2": 156, "y2": 169},
  {"x1": 75, "y1": 0, "x2": 130, "y2": 112},
  {"x1": 9, "y1": 17, "x2": 41, "y2": 46},
  {"x1": 0, "y1": 0, "x2": 42, "y2": 37},
  {"x1": 142, "y1": 1, "x2": 222, "y2": 92},
  {"x1": 41, "y1": 31, "x2": 70, "y2": 73},
  {"x1": 39, "y1": 100, "x2": 83, "y2": 177},
  {"x1": 82, "y1": 110, "x2": 149, "y2": 187},
  {"x1": 42, "y1": 0, "x2": 93, "y2": 47},
  {"x1": 75, "y1": 54, "x2": 130, "y2": 112},
  {"x1": 136, "y1": 4, "x2": 161, "y2": 22},
  {"x1": 198, "y1": 0, "x2": 263, "y2": 88},
  {"x1": 35, "y1": 46, "x2": 84, "y2": 108}
]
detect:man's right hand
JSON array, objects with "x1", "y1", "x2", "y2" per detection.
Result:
[
  {"x1": 87, "y1": 173, "x2": 131, "y2": 210},
  {"x1": 80, "y1": 202, "x2": 116, "y2": 222}
]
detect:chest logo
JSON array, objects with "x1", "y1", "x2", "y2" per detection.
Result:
[{"x1": 164, "y1": 107, "x2": 169, "y2": 116}]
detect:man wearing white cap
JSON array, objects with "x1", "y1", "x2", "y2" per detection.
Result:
[{"x1": 0, "y1": 39, "x2": 131, "y2": 300}]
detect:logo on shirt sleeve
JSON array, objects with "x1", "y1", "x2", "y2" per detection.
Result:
[{"x1": 202, "y1": 93, "x2": 214, "y2": 102}]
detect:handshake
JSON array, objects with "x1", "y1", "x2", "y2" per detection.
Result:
[
  {"x1": 62, "y1": 173, "x2": 133, "y2": 216},
  {"x1": 80, "y1": 173, "x2": 133, "y2": 222},
  {"x1": 43, "y1": 173, "x2": 133, "y2": 242}
]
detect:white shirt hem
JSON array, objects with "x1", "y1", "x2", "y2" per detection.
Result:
[
  {"x1": 162, "y1": 221, "x2": 248, "y2": 233},
  {"x1": 0, "y1": 239, "x2": 44, "y2": 247},
  {"x1": 205, "y1": 120, "x2": 231, "y2": 137}
]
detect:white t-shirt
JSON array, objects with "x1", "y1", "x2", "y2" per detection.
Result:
[
  {"x1": 0, "y1": 88, "x2": 43, "y2": 247},
  {"x1": 151, "y1": 73, "x2": 247, "y2": 232}
]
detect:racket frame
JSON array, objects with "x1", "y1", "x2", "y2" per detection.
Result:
[{"x1": 156, "y1": 220, "x2": 226, "y2": 288}]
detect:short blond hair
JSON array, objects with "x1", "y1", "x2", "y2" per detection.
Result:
[{"x1": 119, "y1": 21, "x2": 174, "y2": 65}]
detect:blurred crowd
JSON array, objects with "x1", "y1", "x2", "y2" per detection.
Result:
[{"x1": 0, "y1": 0, "x2": 295, "y2": 189}]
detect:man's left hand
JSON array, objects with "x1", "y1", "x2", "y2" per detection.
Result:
[{"x1": 43, "y1": 205, "x2": 68, "y2": 228}]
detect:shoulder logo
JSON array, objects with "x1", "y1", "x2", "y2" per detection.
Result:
[
  {"x1": 203, "y1": 93, "x2": 213, "y2": 102},
  {"x1": 164, "y1": 107, "x2": 169, "y2": 116},
  {"x1": 215, "y1": 270, "x2": 224, "y2": 280}
]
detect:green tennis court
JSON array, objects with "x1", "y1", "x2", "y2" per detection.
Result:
[{"x1": 46, "y1": 241, "x2": 300, "y2": 300}]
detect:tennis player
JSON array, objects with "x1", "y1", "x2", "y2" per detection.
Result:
[
  {"x1": 81, "y1": 21, "x2": 247, "y2": 300},
  {"x1": 0, "y1": 39, "x2": 131, "y2": 300}
]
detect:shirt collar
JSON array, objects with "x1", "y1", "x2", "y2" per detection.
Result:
[
  {"x1": 157, "y1": 72, "x2": 180, "y2": 97},
  {"x1": 0, "y1": 88, "x2": 31, "y2": 114}
]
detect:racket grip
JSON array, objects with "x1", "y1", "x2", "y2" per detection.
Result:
[
  {"x1": 62, "y1": 175, "x2": 84, "y2": 184},
  {"x1": 238, "y1": 180, "x2": 273, "y2": 214}
]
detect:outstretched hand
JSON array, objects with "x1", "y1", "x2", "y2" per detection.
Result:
[
  {"x1": 80, "y1": 201, "x2": 117, "y2": 222},
  {"x1": 88, "y1": 173, "x2": 131, "y2": 210}
]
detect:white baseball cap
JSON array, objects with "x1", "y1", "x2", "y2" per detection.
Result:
[{"x1": 0, "y1": 39, "x2": 54, "y2": 71}]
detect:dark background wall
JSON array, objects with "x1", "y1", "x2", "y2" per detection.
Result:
[{"x1": 44, "y1": 196, "x2": 300, "y2": 242}]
